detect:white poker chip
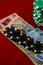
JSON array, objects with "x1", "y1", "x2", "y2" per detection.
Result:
[
  {"x1": 16, "y1": 36, "x2": 19, "y2": 39},
  {"x1": 27, "y1": 37, "x2": 30, "y2": 40},
  {"x1": 10, "y1": 31, "x2": 12, "y2": 34},
  {"x1": 8, "y1": 26, "x2": 12, "y2": 28},
  {"x1": 25, "y1": 46, "x2": 28, "y2": 49},
  {"x1": 5, "y1": 33, "x2": 7, "y2": 36},
  {"x1": 20, "y1": 31, "x2": 23, "y2": 33},
  {"x1": 14, "y1": 28, "x2": 17, "y2": 31},
  {"x1": 41, "y1": 50, "x2": 43, "y2": 53},
  {"x1": 40, "y1": 42, "x2": 43, "y2": 44},
  {"x1": 34, "y1": 50, "x2": 37, "y2": 53},
  {"x1": 34, "y1": 39, "x2": 36, "y2": 43},
  {"x1": 23, "y1": 41, "x2": 26, "y2": 44},
  {"x1": 10, "y1": 36, "x2": 13, "y2": 39},
  {"x1": 20, "y1": 33, "x2": 23, "y2": 36},
  {"x1": 18, "y1": 41, "x2": 21, "y2": 44},
  {"x1": 30, "y1": 45, "x2": 33, "y2": 47}
]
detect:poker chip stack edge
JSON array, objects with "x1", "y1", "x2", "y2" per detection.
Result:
[{"x1": 33, "y1": 0, "x2": 43, "y2": 26}]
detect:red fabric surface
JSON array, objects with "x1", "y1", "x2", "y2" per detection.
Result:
[
  {"x1": 0, "y1": 33, "x2": 34, "y2": 65},
  {"x1": 0, "y1": 0, "x2": 43, "y2": 65}
]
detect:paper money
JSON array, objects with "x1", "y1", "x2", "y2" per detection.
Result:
[
  {"x1": 0, "y1": 13, "x2": 43, "y2": 65},
  {"x1": 35, "y1": 54, "x2": 43, "y2": 63},
  {"x1": 28, "y1": 28, "x2": 43, "y2": 42}
]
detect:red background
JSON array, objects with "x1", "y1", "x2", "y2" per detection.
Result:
[{"x1": 0, "y1": 0, "x2": 43, "y2": 65}]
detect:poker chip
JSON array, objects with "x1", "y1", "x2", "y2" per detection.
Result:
[
  {"x1": 33, "y1": 0, "x2": 43, "y2": 26},
  {"x1": 3, "y1": 26, "x2": 43, "y2": 53},
  {"x1": 10, "y1": 36, "x2": 13, "y2": 39},
  {"x1": 18, "y1": 41, "x2": 22, "y2": 44},
  {"x1": 16, "y1": 36, "x2": 19, "y2": 39},
  {"x1": 25, "y1": 46, "x2": 29, "y2": 49},
  {"x1": 4, "y1": 33, "x2": 7, "y2": 36},
  {"x1": 33, "y1": 42, "x2": 43, "y2": 53},
  {"x1": 34, "y1": 39, "x2": 36, "y2": 43}
]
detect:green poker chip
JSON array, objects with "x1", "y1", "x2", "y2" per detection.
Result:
[
  {"x1": 33, "y1": 0, "x2": 43, "y2": 8},
  {"x1": 33, "y1": 0, "x2": 43, "y2": 26}
]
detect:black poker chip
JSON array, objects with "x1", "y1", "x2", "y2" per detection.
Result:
[
  {"x1": 3, "y1": 26, "x2": 43, "y2": 53},
  {"x1": 33, "y1": 42, "x2": 43, "y2": 53}
]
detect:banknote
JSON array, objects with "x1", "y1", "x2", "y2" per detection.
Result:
[
  {"x1": 28, "y1": 28, "x2": 43, "y2": 42},
  {"x1": 0, "y1": 13, "x2": 43, "y2": 65},
  {"x1": 0, "y1": 13, "x2": 34, "y2": 31},
  {"x1": 35, "y1": 54, "x2": 43, "y2": 63}
]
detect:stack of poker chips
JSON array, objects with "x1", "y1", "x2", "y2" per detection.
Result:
[
  {"x1": 33, "y1": 0, "x2": 43, "y2": 26},
  {"x1": 3, "y1": 26, "x2": 43, "y2": 53}
]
